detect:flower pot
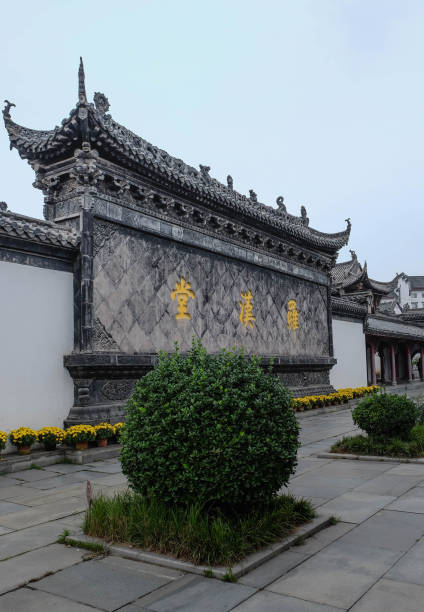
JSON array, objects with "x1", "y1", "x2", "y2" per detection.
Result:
[
  {"x1": 75, "y1": 441, "x2": 88, "y2": 451},
  {"x1": 44, "y1": 442, "x2": 57, "y2": 452},
  {"x1": 17, "y1": 445, "x2": 31, "y2": 455},
  {"x1": 97, "y1": 439, "x2": 108, "y2": 448}
]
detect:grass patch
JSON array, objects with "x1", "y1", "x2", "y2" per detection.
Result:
[
  {"x1": 83, "y1": 491, "x2": 315, "y2": 567},
  {"x1": 331, "y1": 434, "x2": 424, "y2": 458}
]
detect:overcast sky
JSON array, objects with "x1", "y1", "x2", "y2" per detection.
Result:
[{"x1": 1, "y1": 0, "x2": 423, "y2": 279}]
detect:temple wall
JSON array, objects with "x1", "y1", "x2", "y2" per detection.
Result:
[
  {"x1": 330, "y1": 317, "x2": 367, "y2": 388},
  {"x1": 92, "y1": 219, "x2": 330, "y2": 357},
  {"x1": 0, "y1": 260, "x2": 74, "y2": 442}
]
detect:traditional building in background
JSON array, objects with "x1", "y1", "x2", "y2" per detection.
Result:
[
  {"x1": 1, "y1": 60, "x2": 351, "y2": 430},
  {"x1": 330, "y1": 252, "x2": 424, "y2": 388},
  {"x1": 392, "y1": 274, "x2": 424, "y2": 310}
]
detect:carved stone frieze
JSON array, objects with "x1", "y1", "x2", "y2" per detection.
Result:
[
  {"x1": 92, "y1": 317, "x2": 119, "y2": 351},
  {"x1": 70, "y1": 143, "x2": 104, "y2": 187},
  {"x1": 100, "y1": 380, "x2": 136, "y2": 401},
  {"x1": 92, "y1": 221, "x2": 117, "y2": 258}
]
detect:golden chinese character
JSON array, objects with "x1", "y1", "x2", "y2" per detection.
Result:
[
  {"x1": 287, "y1": 299, "x2": 299, "y2": 331},
  {"x1": 171, "y1": 277, "x2": 195, "y2": 320},
  {"x1": 239, "y1": 290, "x2": 256, "y2": 328}
]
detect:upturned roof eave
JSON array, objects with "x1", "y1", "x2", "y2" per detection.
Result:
[{"x1": 3, "y1": 95, "x2": 350, "y2": 254}]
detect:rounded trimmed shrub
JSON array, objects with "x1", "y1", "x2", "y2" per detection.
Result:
[
  {"x1": 121, "y1": 341, "x2": 299, "y2": 509},
  {"x1": 352, "y1": 392, "x2": 418, "y2": 440}
]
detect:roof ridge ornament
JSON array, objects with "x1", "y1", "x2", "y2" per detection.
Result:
[
  {"x1": 249, "y1": 189, "x2": 257, "y2": 203},
  {"x1": 3, "y1": 100, "x2": 15, "y2": 120},
  {"x1": 94, "y1": 92, "x2": 110, "y2": 114},
  {"x1": 276, "y1": 196, "x2": 286, "y2": 213},
  {"x1": 78, "y1": 57, "x2": 87, "y2": 104}
]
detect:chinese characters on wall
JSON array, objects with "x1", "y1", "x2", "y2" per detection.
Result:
[{"x1": 171, "y1": 277, "x2": 300, "y2": 330}]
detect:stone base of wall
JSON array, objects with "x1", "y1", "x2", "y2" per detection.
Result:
[{"x1": 64, "y1": 352, "x2": 336, "y2": 425}]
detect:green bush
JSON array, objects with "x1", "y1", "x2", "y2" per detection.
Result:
[
  {"x1": 120, "y1": 340, "x2": 299, "y2": 510},
  {"x1": 352, "y1": 393, "x2": 418, "y2": 440},
  {"x1": 410, "y1": 424, "x2": 424, "y2": 452},
  {"x1": 416, "y1": 400, "x2": 424, "y2": 425}
]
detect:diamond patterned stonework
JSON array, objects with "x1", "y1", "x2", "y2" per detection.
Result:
[{"x1": 93, "y1": 220, "x2": 329, "y2": 357}]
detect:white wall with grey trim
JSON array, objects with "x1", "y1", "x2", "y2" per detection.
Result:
[
  {"x1": 0, "y1": 260, "x2": 74, "y2": 447},
  {"x1": 330, "y1": 317, "x2": 367, "y2": 389}
]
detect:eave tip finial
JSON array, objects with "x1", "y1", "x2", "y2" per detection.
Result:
[
  {"x1": 3, "y1": 99, "x2": 16, "y2": 120},
  {"x1": 78, "y1": 57, "x2": 87, "y2": 104}
]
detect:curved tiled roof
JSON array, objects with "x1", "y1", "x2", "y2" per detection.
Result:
[
  {"x1": 2, "y1": 63, "x2": 351, "y2": 255},
  {"x1": 0, "y1": 206, "x2": 80, "y2": 249},
  {"x1": 332, "y1": 252, "x2": 395, "y2": 295},
  {"x1": 366, "y1": 314, "x2": 424, "y2": 341},
  {"x1": 331, "y1": 296, "x2": 368, "y2": 318}
]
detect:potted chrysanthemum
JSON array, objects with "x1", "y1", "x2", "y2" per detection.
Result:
[
  {"x1": 9, "y1": 427, "x2": 37, "y2": 455},
  {"x1": 0, "y1": 430, "x2": 7, "y2": 456},
  {"x1": 65, "y1": 425, "x2": 96, "y2": 450},
  {"x1": 37, "y1": 427, "x2": 65, "y2": 451},
  {"x1": 113, "y1": 422, "x2": 125, "y2": 443},
  {"x1": 94, "y1": 423, "x2": 115, "y2": 447}
]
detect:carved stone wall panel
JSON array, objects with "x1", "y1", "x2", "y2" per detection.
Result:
[{"x1": 92, "y1": 220, "x2": 329, "y2": 357}]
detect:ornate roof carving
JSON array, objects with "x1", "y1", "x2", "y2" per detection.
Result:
[
  {"x1": 3, "y1": 61, "x2": 350, "y2": 255},
  {"x1": 0, "y1": 207, "x2": 80, "y2": 249}
]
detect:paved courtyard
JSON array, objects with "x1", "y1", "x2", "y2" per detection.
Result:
[{"x1": 0, "y1": 408, "x2": 424, "y2": 611}]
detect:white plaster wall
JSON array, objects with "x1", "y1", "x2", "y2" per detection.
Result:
[
  {"x1": 0, "y1": 261, "x2": 74, "y2": 441},
  {"x1": 330, "y1": 317, "x2": 367, "y2": 389}
]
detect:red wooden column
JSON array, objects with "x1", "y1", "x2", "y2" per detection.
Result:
[
  {"x1": 420, "y1": 346, "x2": 424, "y2": 381},
  {"x1": 406, "y1": 345, "x2": 413, "y2": 382},
  {"x1": 391, "y1": 343, "x2": 397, "y2": 386},
  {"x1": 370, "y1": 342, "x2": 377, "y2": 386}
]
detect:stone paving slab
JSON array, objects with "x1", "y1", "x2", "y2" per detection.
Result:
[
  {"x1": 43, "y1": 463, "x2": 89, "y2": 474},
  {"x1": 318, "y1": 491, "x2": 396, "y2": 523},
  {"x1": 237, "y1": 550, "x2": 308, "y2": 588},
  {"x1": 6, "y1": 484, "x2": 86, "y2": 507},
  {"x1": 0, "y1": 475, "x2": 23, "y2": 487},
  {"x1": 0, "y1": 498, "x2": 85, "y2": 529},
  {"x1": 0, "y1": 543, "x2": 85, "y2": 595},
  {"x1": 349, "y1": 578, "x2": 424, "y2": 612},
  {"x1": 12, "y1": 468, "x2": 60, "y2": 482},
  {"x1": 0, "y1": 587, "x2": 97, "y2": 612},
  {"x1": 233, "y1": 590, "x2": 343, "y2": 612},
  {"x1": 34, "y1": 556, "x2": 183, "y2": 611},
  {"x1": 25, "y1": 470, "x2": 112, "y2": 490},
  {"x1": 290, "y1": 521, "x2": 354, "y2": 556},
  {"x1": 267, "y1": 539, "x2": 401, "y2": 609},
  {"x1": 0, "y1": 483, "x2": 43, "y2": 501},
  {"x1": 128, "y1": 574, "x2": 256, "y2": 612},
  {"x1": 0, "y1": 500, "x2": 29, "y2": 515},
  {"x1": 385, "y1": 537, "x2": 424, "y2": 585},
  {"x1": 0, "y1": 519, "x2": 79, "y2": 561},
  {"x1": 386, "y1": 486, "x2": 424, "y2": 513},
  {"x1": 336, "y1": 510, "x2": 424, "y2": 553},
  {"x1": 352, "y1": 472, "x2": 424, "y2": 496}
]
